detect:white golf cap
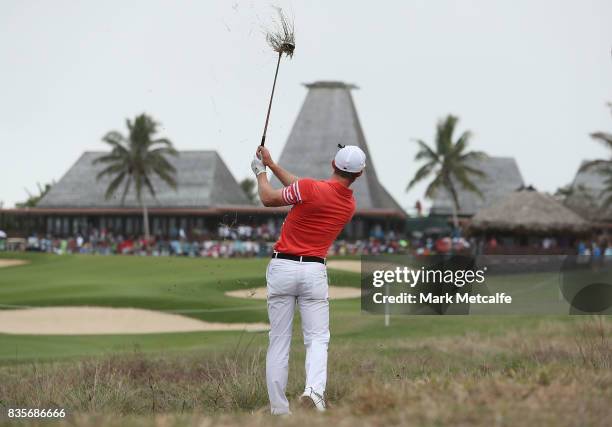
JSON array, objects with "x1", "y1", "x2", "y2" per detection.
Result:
[{"x1": 334, "y1": 145, "x2": 366, "y2": 173}]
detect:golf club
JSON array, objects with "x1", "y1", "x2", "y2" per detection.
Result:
[{"x1": 260, "y1": 8, "x2": 295, "y2": 146}]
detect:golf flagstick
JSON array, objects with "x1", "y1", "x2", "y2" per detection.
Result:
[
  {"x1": 385, "y1": 280, "x2": 390, "y2": 327},
  {"x1": 260, "y1": 52, "x2": 282, "y2": 147}
]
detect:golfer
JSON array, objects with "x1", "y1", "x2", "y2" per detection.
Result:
[{"x1": 251, "y1": 144, "x2": 366, "y2": 414}]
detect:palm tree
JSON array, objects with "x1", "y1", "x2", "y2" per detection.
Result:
[
  {"x1": 407, "y1": 114, "x2": 487, "y2": 230},
  {"x1": 16, "y1": 181, "x2": 54, "y2": 208},
  {"x1": 579, "y1": 103, "x2": 612, "y2": 206},
  {"x1": 93, "y1": 114, "x2": 178, "y2": 246}
]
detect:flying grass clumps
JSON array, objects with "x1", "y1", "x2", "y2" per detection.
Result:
[{"x1": 266, "y1": 8, "x2": 295, "y2": 58}]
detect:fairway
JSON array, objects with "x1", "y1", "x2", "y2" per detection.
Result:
[{"x1": 0, "y1": 253, "x2": 570, "y2": 362}]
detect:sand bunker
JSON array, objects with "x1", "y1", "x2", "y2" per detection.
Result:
[
  {"x1": 0, "y1": 307, "x2": 268, "y2": 335},
  {"x1": 0, "y1": 259, "x2": 29, "y2": 268},
  {"x1": 326, "y1": 260, "x2": 361, "y2": 273},
  {"x1": 225, "y1": 286, "x2": 361, "y2": 300}
]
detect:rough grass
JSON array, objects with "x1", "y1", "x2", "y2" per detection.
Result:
[{"x1": 1, "y1": 318, "x2": 610, "y2": 427}]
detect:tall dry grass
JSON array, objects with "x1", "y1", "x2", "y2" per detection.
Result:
[{"x1": 1, "y1": 318, "x2": 611, "y2": 426}]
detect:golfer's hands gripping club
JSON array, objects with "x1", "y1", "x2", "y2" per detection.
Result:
[
  {"x1": 251, "y1": 150, "x2": 266, "y2": 176},
  {"x1": 255, "y1": 146, "x2": 298, "y2": 187},
  {"x1": 251, "y1": 156, "x2": 266, "y2": 176},
  {"x1": 257, "y1": 146, "x2": 275, "y2": 168}
]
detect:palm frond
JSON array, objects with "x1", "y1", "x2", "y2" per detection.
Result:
[
  {"x1": 435, "y1": 115, "x2": 458, "y2": 154},
  {"x1": 102, "y1": 131, "x2": 127, "y2": 147},
  {"x1": 151, "y1": 138, "x2": 177, "y2": 150},
  {"x1": 104, "y1": 172, "x2": 126, "y2": 200},
  {"x1": 461, "y1": 164, "x2": 488, "y2": 179},
  {"x1": 152, "y1": 166, "x2": 178, "y2": 189},
  {"x1": 126, "y1": 119, "x2": 134, "y2": 134},
  {"x1": 413, "y1": 139, "x2": 439, "y2": 162},
  {"x1": 459, "y1": 151, "x2": 488, "y2": 162},
  {"x1": 590, "y1": 131, "x2": 612, "y2": 149},
  {"x1": 120, "y1": 175, "x2": 132, "y2": 205},
  {"x1": 96, "y1": 163, "x2": 127, "y2": 180},
  {"x1": 578, "y1": 159, "x2": 612, "y2": 173},
  {"x1": 407, "y1": 162, "x2": 436, "y2": 190},
  {"x1": 143, "y1": 175, "x2": 157, "y2": 199},
  {"x1": 148, "y1": 153, "x2": 177, "y2": 173},
  {"x1": 92, "y1": 153, "x2": 125, "y2": 165},
  {"x1": 451, "y1": 130, "x2": 472, "y2": 156},
  {"x1": 148, "y1": 147, "x2": 178, "y2": 160},
  {"x1": 453, "y1": 169, "x2": 484, "y2": 199},
  {"x1": 424, "y1": 174, "x2": 445, "y2": 199}
]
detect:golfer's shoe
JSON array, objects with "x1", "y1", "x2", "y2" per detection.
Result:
[{"x1": 299, "y1": 387, "x2": 326, "y2": 412}]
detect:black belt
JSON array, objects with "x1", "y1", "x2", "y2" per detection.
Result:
[{"x1": 272, "y1": 252, "x2": 326, "y2": 264}]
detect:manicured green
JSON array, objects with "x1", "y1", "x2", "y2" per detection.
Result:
[{"x1": 0, "y1": 253, "x2": 568, "y2": 363}]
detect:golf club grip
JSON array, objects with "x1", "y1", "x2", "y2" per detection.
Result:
[{"x1": 260, "y1": 135, "x2": 266, "y2": 146}]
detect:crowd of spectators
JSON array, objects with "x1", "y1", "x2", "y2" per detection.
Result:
[
  {"x1": 577, "y1": 239, "x2": 612, "y2": 257},
  {"x1": 20, "y1": 225, "x2": 411, "y2": 258},
  {"x1": 10, "y1": 224, "x2": 597, "y2": 258},
  {"x1": 25, "y1": 227, "x2": 272, "y2": 258}
]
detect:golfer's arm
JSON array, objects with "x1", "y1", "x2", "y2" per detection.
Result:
[
  {"x1": 269, "y1": 162, "x2": 298, "y2": 186},
  {"x1": 256, "y1": 173, "x2": 288, "y2": 207}
]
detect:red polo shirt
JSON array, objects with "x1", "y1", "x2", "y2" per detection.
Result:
[{"x1": 274, "y1": 178, "x2": 356, "y2": 258}]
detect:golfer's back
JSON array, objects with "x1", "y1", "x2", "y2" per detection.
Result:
[{"x1": 274, "y1": 178, "x2": 355, "y2": 258}]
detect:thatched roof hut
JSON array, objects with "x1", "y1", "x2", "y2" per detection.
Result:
[
  {"x1": 431, "y1": 157, "x2": 524, "y2": 217},
  {"x1": 470, "y1": 188, "x2": 590, "y2": 234}
]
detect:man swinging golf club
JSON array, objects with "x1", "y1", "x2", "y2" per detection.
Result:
[{"x1": 251, "y1": 144, "x2": 366, "y2": 414}]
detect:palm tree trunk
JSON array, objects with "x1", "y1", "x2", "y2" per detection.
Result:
[
  {"x1": 141, "y1": 200, "x2": 150, "y2": 251},
  {"x1": 120, "y1": 176, "x2": 132, "y2": 205},
  {"x1": 445, "y1": 177, "x2": 460, "y2": 233},
  {"x1": 450, "y1": 201, "x2": 459, "y2": 232}
]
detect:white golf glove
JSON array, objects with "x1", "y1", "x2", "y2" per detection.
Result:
[{"x1": 251, "y1": 155, "x2": 267, "y2": 176}]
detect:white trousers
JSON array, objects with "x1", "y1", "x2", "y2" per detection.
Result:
[{"x1": 265, "y1": 258, "x2": 330, "y2": 415}]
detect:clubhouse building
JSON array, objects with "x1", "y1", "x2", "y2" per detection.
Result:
[{"x1": 0, "y1": 81, "x2": 406, "y2": 239}]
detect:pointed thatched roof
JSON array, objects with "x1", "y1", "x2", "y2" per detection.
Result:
[
  {"x1": 431, "y1": 157, "x2": 524, "y2": 217},
  {"x1": 37, "y1": 151, "x2": 250, "y2": 208},
  {"x1": 271, "y1": 81, "x2": 405, "y2": 217},
  {"x1": 469, "y1": 188, "x2": 590, "y2": 234},
  {"x1": 564, "y1": 162, "x2": 612, "y2": 222}
]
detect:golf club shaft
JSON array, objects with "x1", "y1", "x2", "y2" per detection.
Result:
[{"x1": 260, "y1": 52, "x2": 283, "y2": 146}]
